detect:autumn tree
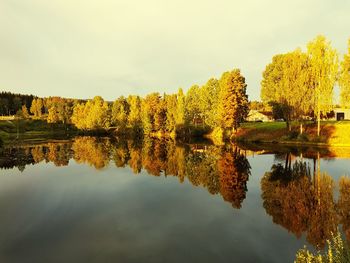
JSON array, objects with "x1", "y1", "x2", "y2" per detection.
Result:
[
  {"x1": 261, "y1": 50, "x2": 313, "y2": 131},
  {"x1": 218, "y1": 69, "x2": 249, "y2": 132},
  {"x1": 127, "y1": 95, "x2": 142, "y2": 133},
  {"x1": 154, "y1": 96, "x2": 167, "y2": 132},
  {"x1": 111, "y1": 96, "x2": 130, "y2": 130},
  {"x1": 71, "y1": 96, "x2": 110, "y2": 130},
  {"x1": 175, "y1": 88, "x2": 186, "y2": 126},
  {"x1": 307, "y1": 35, "x2": 338, "y2": 136},
  {"x1": 21, "y1": 105, "x2": 29, "y2": 119},
  {"x1": 340, "y1": 39, "x2": 350, "y2": 108},
  {"x1": 141, "y1": 93, "x2": 160, "y2": 134},
  {"x1": 30, "y1": 98, "x2": 43, "y2": 118},
  {"x1": 164, "y1": 94, "x2": 178, "y2": 134},
  {"x1": 185, "y1": 85, "x2": 202, "y2": 125},
  {"x1": 200, "y1": 78, "x2": 220, "y2": 128},
  {"x1": 47, "y1": 98, "x2": 73, "y2": 127}
]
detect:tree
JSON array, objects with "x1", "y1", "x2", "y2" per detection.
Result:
[
  {"x1": 21, "y1": 105, "x2": 29, "y2": 119},
  {"x1": 175, "y1": 88, "x2": 185, "y2": 125},
  {"x1": 127, "y1": 95, "x2": 142, "y2": 133},
  {"x1": 164, "y1": 94, "x2": 178, "y2": 133},
  {"x1": 185, "y1": 85, "x2": 202, "y2": 125},
  {"x1": 30, "y1": 98, "x2": 43, "y2": 118},
  {"x1": 71, "y1": 96, "x2": 110, "y2": 130},
  {"x1": 47, "y1": 98, "x2": 73, "y2": 127},
  {"x1": 340, "y1": 39, "x2": 350, "y2": 108},
  {"x1": 261, "y1": 50, "x2": 313, "y2": 131},
  {"x1": 141, "y1": 93, "x2": 160, "y2": 134},
  {"x1": 218, "y1": 69, "x2": 249, "y2": 132},
  {"x1": 111, "y1": 96, "x2": 130, "y2": 130},
  {"x1": 307, "y1": 35, "x2": 338, "y2": 136},
  {"x1": 200, "y1": 78, "x2": 220, "y2": 128},
  {"x1": 154, "y1": 96, "x2": 167, "y2": 132},
  {"x1": 13, "y1": 97, "x2": 22, "y2": 113}
]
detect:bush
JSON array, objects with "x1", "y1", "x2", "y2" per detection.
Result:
[
  {"x1": 295, "y1": 231, "x2": 350, "y2": 263},
  {"x1": 287, "y1": 130, "x2": 299, "y2": 140},
  {"x1": 297, "y1": 133, "x2": 309, "y2": 142}
]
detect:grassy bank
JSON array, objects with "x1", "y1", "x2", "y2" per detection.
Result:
[
  {"x1": 0, "y1": 119, "x2": 79, "y2": 145},
  {"x1": 233, "y1": 121, "x2": 350, "y2": 147}
]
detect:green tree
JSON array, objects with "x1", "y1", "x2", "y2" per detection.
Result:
[
  {"x1": 261, "y1": 50, "x2": 313, "y2": 131},
  {"x1": 340, "y1": 39, "x2": 350, "y2": 108},
  {"x1": 200, "y1": 78, "x2": 220, "y2": 128},
  {"x1": 307, "y1": 35, "x2": 338, "y2": 136},
  {"x1": 218, "y1": 69, "x2": 249, "y2": 132}
]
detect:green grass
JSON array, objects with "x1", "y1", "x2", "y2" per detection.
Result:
[
  {"x1": 236, "y1": 121, "x2": 350, "y2": 146},
  {"x1": 241, "y1": 121, "x2": 287, "y2": 131}
]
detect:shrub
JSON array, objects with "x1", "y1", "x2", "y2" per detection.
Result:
[
  {"x1": 297, "y1": 133, "x2": 309, "y2": 142},
  {"x1": 287, "y1": 130, "x2": 299, "y2": 140},
  {"x1": 295, "y1": 231, "x2": 350, "y2": 263}
]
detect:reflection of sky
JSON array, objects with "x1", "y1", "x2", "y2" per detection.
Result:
[{"x1": 0, "y1": 153, "x2": 347, "y2": 263}]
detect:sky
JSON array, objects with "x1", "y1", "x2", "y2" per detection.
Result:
[{"x1": 1, "y1": 0, "x2": 349, "y2": 101}]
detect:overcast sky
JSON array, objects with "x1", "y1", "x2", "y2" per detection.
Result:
[{"x1": 1, "y1": 0, "x2": 349, "y2": 101}]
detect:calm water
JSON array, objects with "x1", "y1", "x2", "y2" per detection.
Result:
[{"x1": 0, "y1": 137, "x2": 349, "y2": 263}]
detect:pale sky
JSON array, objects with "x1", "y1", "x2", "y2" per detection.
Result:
[{"x1": 1, "y1": 0, "x2": 349, "y2": 101}]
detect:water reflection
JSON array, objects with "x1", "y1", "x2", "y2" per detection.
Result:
[
  {"x1": 261, "y1": 152, "x2": 350, "y2": 249},
  {"x1": 0, "y1": 137, "x2": 251, "y2": 209},
  {"x1": 0, "y1": 137, "x2": 349, "y2": 251}
]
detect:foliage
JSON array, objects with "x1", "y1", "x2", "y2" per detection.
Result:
[
  {"x1": 307, "y1": 35, "x2": 338, "y2": 136},
  {"x1": 30, "y1": 98, "x2": 44, "y2": 118},
  {"x1": 218, "y1": 69, "x2": 249, "y2": 131},
  {"x1": 340, "y1": 39, "x2": 350, "y2": 108},
  {"x1": 71, "y1": 96, "x2": 110, "y2": 130},
  {"x1": 0, "y1": 91, "x2": 36, "y2": 115},
  {"x1": 295, "y1": 231, "x2": 350, "y2": 263},
  {"x1": 261, "y1": 49, "x2": 313, "y2": 130},
  {"x1": 111, "y1": 96, "x2": 130, "y2": 130},
  {"x1": 47, "y1": 97, "x2": 73, "y2": 125}
]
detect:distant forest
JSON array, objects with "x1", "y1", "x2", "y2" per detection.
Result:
[{"x1": 0, "y1": 92, "x2": 36, "y2": 115}]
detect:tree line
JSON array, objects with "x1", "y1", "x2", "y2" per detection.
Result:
[
  {"x1": 70, "y1": 68, "x2": 248, "y2": 138},
  {"x1": 3, "y1": 69, "x2": 249, "y2": 138},
  {"x1": 0, "y1": 92, "x2": 36, "y2": 116},
  {"x1": 261, "y1": 35, "x2": 350, "y2": 135}
]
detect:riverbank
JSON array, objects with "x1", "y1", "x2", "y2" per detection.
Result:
[
  {"x1": 233, "y1": 121, "x2": 350, "y2": 147},
  {"x1": 2, "y1": 119, "x2": 350, "y2": 148},
  {"x1": 0, "y1": 119, "x2": 79, "y2": 145}
]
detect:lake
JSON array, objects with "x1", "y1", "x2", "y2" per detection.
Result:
[{"x1": 0, "y1": 137, "x2": 349, "y2": 263}]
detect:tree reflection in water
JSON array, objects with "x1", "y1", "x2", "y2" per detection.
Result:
[
  {"x1": 261, "y1": 152, "x2": 342, "y2": 249},
  {"x1": 1, "y1": 137, "x2": 350, "y2": 250},
  {"x1": 0, "y1": 137, "x2": 251, "y2": 209}
]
